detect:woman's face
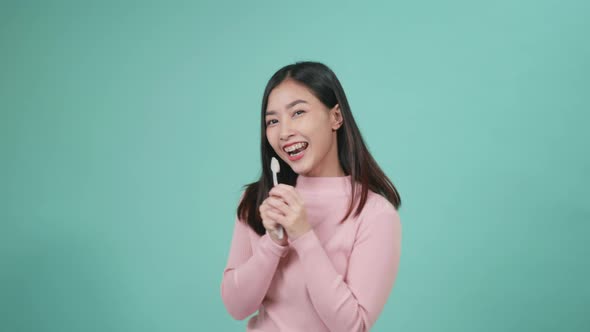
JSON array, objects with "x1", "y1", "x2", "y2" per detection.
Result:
[{"x1": 265, "y1": 79, "x2": 343, "y2": 177}]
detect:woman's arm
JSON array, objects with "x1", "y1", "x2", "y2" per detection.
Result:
[
  {"x1": 290, "y1": 203, "x2": 402, "y2": 332},
  {"x1": 221, "y1": 216, "x2": 289, "y2": 320}
]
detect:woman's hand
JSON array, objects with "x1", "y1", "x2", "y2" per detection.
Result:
[
  {"x1": 259, "y1": 198, "x2": 289, "y2": 246},
  {"x1": 265, "y1": 184, "x2": 312, "y2": 241}
]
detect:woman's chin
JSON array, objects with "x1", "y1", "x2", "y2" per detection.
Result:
[
  {"x1": 284, "y1": 153, "x2": 314, "y2": 176},
  {"x1": 290, "y1": 164, "x2": 308, "y2": 176},
  {"x1": 294, "y1": 165, "x2": 314, "y2": 176}
]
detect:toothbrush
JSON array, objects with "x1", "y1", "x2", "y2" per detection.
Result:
[{"x1": 270, "y1": 157, "x2": 284, "y2": 240}]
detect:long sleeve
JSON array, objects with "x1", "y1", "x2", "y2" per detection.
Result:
[
  {"x1": 290, "y1": 203, "x2": 402, "y2": 332},
  {"x1": 220, "y1": 216, "x2": 289, "y2": 320}
]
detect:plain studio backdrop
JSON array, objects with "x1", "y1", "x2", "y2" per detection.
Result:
[{"x1": 1, "y1": 1, "x2": 588, "y2": 331}]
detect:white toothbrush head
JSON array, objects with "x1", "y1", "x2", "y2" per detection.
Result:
[{"x1": 271, "y1": 157, "x2": 280, "y2": 173}]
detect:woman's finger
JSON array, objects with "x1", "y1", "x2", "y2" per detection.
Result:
[
  {"x1": 269, "y1": 185, "x2": 300, "y2": 207},
  {"x1": 261, "y1": 211, "x2": 278, "y2": 228},
  {"x1": 266, "y1": 209, "x2": 285, "y2": 226},
  {"x1": 259, "y1": 202, "x2": 267, "y2": 217},
  {"x1": 270, "y1": 186, "x2": 304, "y2": 214},
  {"x1": 265, "y1": 197, "x2": 291, "y2": 215}
]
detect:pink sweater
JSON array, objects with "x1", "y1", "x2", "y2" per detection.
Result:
[{"x1": 221, "y1": 175, "x2": 402, "y2": 331}]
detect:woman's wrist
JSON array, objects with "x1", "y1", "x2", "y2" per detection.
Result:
[{"x1": 288, "y1": 224, "x2": 312, "y2": 241}]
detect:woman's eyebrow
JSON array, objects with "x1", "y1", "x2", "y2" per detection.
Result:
[
  {"x1": 286, "y1": 99, "x2": 308, "y2": 109},
  {"x1": 266, "y1": 99, "x2": 309, "y2": 115}
]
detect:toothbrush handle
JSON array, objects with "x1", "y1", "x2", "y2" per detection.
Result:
[
  {"x1": 275, "y1": 226, "x2": 284, "y2": 240},
  {"x1": 271, "y1": 172, "x2": 283, "y2": 239}
]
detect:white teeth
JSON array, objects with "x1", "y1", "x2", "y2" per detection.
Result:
[{"x1": 284, "y1": 142, "x2": 307, "y2": 153}]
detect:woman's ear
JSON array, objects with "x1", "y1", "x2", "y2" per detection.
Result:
[{"x1": 331, "y1": 104, "x2": 343, "y2": 130}]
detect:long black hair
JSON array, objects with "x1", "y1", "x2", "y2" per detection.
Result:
[{"x1": 238, "y1": 61, "x2": 401, "y2": 235}]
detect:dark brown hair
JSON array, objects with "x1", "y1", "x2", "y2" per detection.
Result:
[{"x1": 238, "y1": 61, "x2": 401, "y2": 235}]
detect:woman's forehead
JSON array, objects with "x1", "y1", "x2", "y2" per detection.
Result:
[{"x1": 267, "y1": 81, "x2": 318, "y2": 111}]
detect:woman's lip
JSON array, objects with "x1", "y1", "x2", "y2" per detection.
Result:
[
  {"x1": 282, "y1": 141, "x2": 308, "y2": 151},
  {"x1": 286, "y1": 147, "x2": 306, "y2": 161}
]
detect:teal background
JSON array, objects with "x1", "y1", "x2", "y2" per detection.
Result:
[{"x1": 1, "y1": 0, "x2": 589, "y2": 331}]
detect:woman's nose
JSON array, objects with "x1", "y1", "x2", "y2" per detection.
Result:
[
  {"x1": 279, "y1": 122, "x2": 295, "y2": 141},
  {"x1": 280, "y1": 131, "x2": 294, "y2": 141}
]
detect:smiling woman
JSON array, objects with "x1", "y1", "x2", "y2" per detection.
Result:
[
  {"x1": 220, "y1": 61, "x2": 402, "y2": 332},
  {"x1": 265, "y1": 81, "x2": 344, "y2": 175}
]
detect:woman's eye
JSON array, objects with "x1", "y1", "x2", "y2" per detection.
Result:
[
  {"x1": 294, "y1": 110, "x2": 305, "y2": 117},
  {"x1": 266, "y1": 119, "x2": 278, "y2": 126}
]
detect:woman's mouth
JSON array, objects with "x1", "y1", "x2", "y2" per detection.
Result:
[{"x1": 283, "y1": 142, "x2": 308, "y2": 161}]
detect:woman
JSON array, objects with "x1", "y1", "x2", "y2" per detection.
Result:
[{"x1": 221, "y1": 61, "x2": 402, "y2": 331}]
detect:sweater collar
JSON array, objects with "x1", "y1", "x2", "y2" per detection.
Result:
[{"x1": 295, "y1": 174, "x2": 353, "y2": 195}]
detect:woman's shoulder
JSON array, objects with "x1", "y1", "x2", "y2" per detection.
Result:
[
  {"x1": 363, "y1": 190, "x2": 400, "y2": 219},
  {"x1": 350, "y1": 190, "x2": 401, "y2": 239}
]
